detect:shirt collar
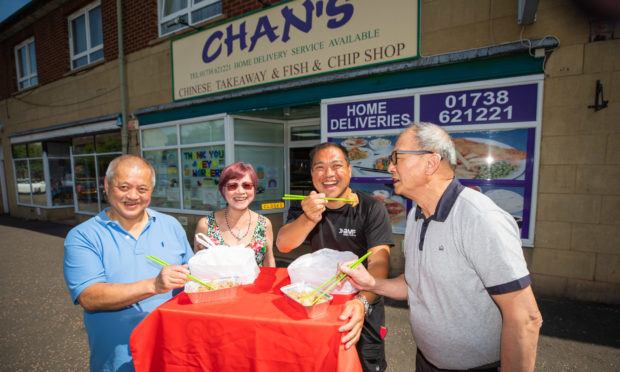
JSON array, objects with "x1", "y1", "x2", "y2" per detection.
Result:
[
  {"x1": 95, "y1": 208, "x2": 157, "y2": 226},
  {"x1": 414, "y1": 179, "x2": 464, "y2": 222}
]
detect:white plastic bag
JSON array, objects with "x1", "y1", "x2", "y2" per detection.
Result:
[
  {"x1": 188, "y1": 245, "x2": 259, "y2": 285},
  {"x1": 287, "y1": 248, "x2": 359, "y2": 295}
]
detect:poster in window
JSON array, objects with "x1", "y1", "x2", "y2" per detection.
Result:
[
  {"x1": 329, "y1": 134, "x2": 397, "y2": 180},
  {"x1": 453, "y1": 128, "x2": 535, "y2": 239}
]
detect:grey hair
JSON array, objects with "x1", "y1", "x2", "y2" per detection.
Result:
[
  {"x1": 405, "y1": 122, "x2": 457, "y2": 166},
  {"x1": 105, "y1": 155, "x2": 157, "y2": 187}
]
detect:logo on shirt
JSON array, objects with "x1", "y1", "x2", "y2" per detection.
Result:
[{"x1": 339, "y1": 228, "x2": 356, "y2": 237}]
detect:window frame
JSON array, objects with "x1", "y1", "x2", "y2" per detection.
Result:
[
  {"x1": 12, "y1": 142, "x2": 73, "y2": 209},
  {"x1": 158, "y1": 0, "x2": 222, "y2": 37},
  {"x1": 14, "y1": 37, "x2": 38, "y2": 91},
  {"x1": 140, "y1": 113, "x2": 287, "y2": 215},
  {"x1": 71, "y1": 133, "x2": 122, "y2": 215},
  {"x1": 68, "y1": 1, "x2": 104, "y2": 70}
]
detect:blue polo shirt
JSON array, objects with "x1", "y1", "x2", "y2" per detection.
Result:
[{"x1": 63, "y1": 208, "x2": 193, "y2": 372}]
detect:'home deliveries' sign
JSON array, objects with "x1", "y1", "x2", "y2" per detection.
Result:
[
  {"x1": 171, "y1": 0, "x2": 419, "y2": 101},
  {"x1": 327, "y1": 96, "x2": 414, "y2": 133}
]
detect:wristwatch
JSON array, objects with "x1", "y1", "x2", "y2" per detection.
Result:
[{"x1": 354, "y1": 294, "x2": 372, "y2": 317}]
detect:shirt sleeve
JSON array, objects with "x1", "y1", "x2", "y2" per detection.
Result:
[
  {"x1": 63, "y1": 227, "x2": 106, "y2": 305},
  {"x1": 461, "y1": 209, "x2": 530, "y2": 294}
]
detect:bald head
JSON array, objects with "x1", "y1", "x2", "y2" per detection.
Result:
[
  {"x1": 105, "y1": 155, "x2": 156, "y2": 187},
  {"x1": 400, "y1": 122, "x2": 457, "y2": 167}
]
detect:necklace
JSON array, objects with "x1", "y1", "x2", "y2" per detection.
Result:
[{"x1": 224, "y1": 207, "x2": 252, "y2": 241}]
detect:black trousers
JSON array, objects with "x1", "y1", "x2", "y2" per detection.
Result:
[
  {"x1": 356, "y1": 296, "x2": 387, "y2": 372},
  {"x1": 416, "y1": 349, "x2": 500, "y2": 372}
]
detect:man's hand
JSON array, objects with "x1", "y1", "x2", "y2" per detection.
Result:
[
  {"x1": 338, "y1": 298, "x2": 366, "y2": 349},
  {"x1": 154, "y1": 264, "x2": 190, "y2": 294},
  {"x1": 301, "y1": 191, "x2": 328, "y2": 223},
  {"x1": 338, "y1": 259, "x2": 376, "y2": 291}
]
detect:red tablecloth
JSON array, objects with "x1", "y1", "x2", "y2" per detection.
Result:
[{"x1": 130, "y1": 267, "x2": 362, "y2": 372}]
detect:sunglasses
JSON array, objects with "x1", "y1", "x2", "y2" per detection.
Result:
[
  {"x1": 225, "y1": 182, "x2": 254, "y2": 191},
  {"x1": 389, "y1": 150, "x2": 436, "y2": 165}
]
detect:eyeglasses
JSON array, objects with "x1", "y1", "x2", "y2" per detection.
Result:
[
  {"x1": 225, "y1": 182, "x2": 254, "y2": 191},
  {"x1": 389, "y1": 150, "x2": 435, "y2": 165}
]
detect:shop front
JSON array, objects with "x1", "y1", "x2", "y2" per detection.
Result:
[
  {"x1": 131, "y1": 0, "x2": 556, "y2": 264},
  {"x1": 7, "y1": 115, "x2": 122, "y2": 220}
]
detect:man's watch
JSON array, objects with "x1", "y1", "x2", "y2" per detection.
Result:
[{"x1": 354, "y1": 294, "x2": 372, "y2": 317}]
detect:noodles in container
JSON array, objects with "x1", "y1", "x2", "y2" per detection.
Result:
[
  {"x1": 281, "y1": 282, "x2": 333, "y2": 318},
  {"x1": 185, "y1": 276, "x2": 241, "y2": 304}
]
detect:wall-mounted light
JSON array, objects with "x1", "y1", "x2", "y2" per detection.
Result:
[
  {"x1": 518, "y1": 0, "x2": 539, "y2": 25},
  {"x1": 588, "y1": 80, "x2": 609, "y2": 111}
]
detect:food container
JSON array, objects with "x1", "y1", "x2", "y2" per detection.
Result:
[
  {"x1": 184, "y1": 276, "x2": 241, "y2": 304},
  {"x1": 281, "y1": 282, "x2": 333, "y2": 319}
]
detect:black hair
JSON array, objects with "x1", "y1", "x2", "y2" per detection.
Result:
[{"x1": 309, "y1": 142, "x2": 350, "y2": 165}]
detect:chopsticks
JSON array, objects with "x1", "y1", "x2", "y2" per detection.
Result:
[
  {"x1": 145, "y1": 255, "x2": 215, "y2": 290},
  {"x1": 282, "y1": 194, "x2": 355, "y2": 202},
  {"x1": 302, "y1": 251, "x2": 373, "y2": 306}
]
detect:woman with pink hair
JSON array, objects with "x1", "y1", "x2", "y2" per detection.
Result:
[{"x1": 194, "y1": 162, "x2": 275, "y2": 267}]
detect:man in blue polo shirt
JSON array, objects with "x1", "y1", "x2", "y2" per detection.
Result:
[
  {"x1": 63, "y1": 155, "x2": 194, "y2": 372},
  {"x1": 339, "y1": 122, "x2": 543, "y2": 372}
]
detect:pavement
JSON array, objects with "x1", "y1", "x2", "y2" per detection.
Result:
[{"x1": 0, "y1": 215, "x2": 618, "y2": 371}]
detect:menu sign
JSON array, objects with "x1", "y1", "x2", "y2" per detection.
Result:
[{"x1": 323, "y1": 76, "x2": 543, "y2": 244}]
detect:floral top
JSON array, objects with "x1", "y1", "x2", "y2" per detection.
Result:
[{"x1": 202, "y1": 213, "x2": 268, "y2": 266}]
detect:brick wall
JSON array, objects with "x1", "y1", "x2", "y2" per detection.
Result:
[{"x1": 0, "y1": 0, "x2": 282, "y2": 100}]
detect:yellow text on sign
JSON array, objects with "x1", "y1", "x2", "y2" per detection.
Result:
[{"x1": 262, "y1": 202, "x2": 285, "y2": 210}]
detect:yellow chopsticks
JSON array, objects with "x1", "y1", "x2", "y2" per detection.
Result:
[
  {"x1": 301, "y1": 251, "x2": 373, "y2": 306},
  {"x1": 282, "y1": 194, "x2": 354, "y2": 202}
]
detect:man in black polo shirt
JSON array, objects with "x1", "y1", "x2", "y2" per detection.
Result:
[{"x1": 277, "y1": 142, "x2": 393, "y2": 372}]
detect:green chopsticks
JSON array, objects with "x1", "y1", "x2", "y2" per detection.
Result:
[
  {"x1": 145, "y1": 255, "x2": 215, "y2": 290},
  {"x1": 282, "y1": 194, "x2": 355, "y2": 202},
  {"x1": 302, "y1": 251, "x2": 373, "y2": 306}
]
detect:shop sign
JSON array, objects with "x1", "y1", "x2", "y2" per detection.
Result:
[
  {"x1": 322, "y1": 76, "x2": 543, "y2": 245},
  {"x1": 419, "y1": 84, "x2": 538, "y2": 125},
  {"x1": 262, "y1": 202, "x2": 285, "y2": 210},
  {"x1": 171, "y1": 0, "x2": 419, "y2": 100},
  {"x1": 327, "y1": 96, "x2": 414, "y2": 133}
]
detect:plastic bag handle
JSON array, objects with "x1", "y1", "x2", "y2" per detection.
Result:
[{"x1": 195, "y1": 233, "x2": 216, "y2": 249}]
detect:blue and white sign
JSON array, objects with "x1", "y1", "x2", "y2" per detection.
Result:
[
  {"x1": 420, "y1": 84, "x2": 538, "y2": 125},
  {"x1": 327, "y1": 96, "x2": 414, "y2": 133}
]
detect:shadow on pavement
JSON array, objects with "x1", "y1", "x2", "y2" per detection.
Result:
[
  {"x1": 0, "y1": 214, "x2": 75, "y2": 238},
  {"x1": 537, "y1": 297, "x2": 620, "y2": 348}
]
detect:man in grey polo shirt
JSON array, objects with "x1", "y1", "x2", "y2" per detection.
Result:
[{"x1": 339, "y1": 122, "x2": 542, "y2": 371}]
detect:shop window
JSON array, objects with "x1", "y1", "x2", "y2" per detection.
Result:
[
  {"x1": 235, "y1": 145, "x2": 284, "y2": 211},
  {"x1": 15, "y1": 37, "x2": 38, "y2": 91},
  {"x1": 142, "y1": 126, "x2": 178, "y2": 148},
  {"x1": 68, "y1": 2, "x2": 103, "y2": 70},
  {"x1": 141, "y1": 115, "x2": 286, "y2": 214},
  {"x1": 72, "y1": 133, "x2": 122, "y2": 214},
  {"x1": 12, "y1": 140, "x2": 72, "y2": 207},
  {"x1": 159, "y1": 0, "x2": 222, "y2": 36},
  {"x1": 290, "y1": 125, "x2": 320, "y2": 141},
  {"x1": 143, "y1": 117, "x2": 225, "y2": 211},
  {"x1": 234, "y1": 119, "x2": 284, "y2": 143}
]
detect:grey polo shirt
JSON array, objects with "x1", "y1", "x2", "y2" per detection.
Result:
[{"x1": 404, "y1": 179, "x2": 530, "y2": 370}]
